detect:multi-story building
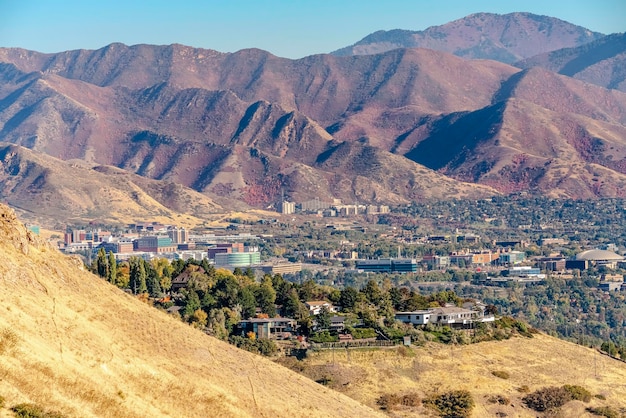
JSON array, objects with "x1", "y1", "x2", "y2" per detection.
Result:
[
  {"x1": 214, "y1": 251, "x2": 261, "y2": 268},
  {"x1": 356, "y1": 258, "x2": 418, "y2": 273},
  {"x1": 134, "y1": 236, "x2": 177, "y2": 253},
  {"x1": 207, "y1": 243, "x2": 245, "y2": 259},
  {"x1": 167, "y1": 227, "x2": 188, "y2": 244},
  {"x1": 280, "y1": 201, "x2": 295, "y2": 214}
]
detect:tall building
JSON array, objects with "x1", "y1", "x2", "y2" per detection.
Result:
[
  {"x1": 280, "y1": 201, "x2": 295, "y2": 214},
  {"x1": 168, "y1": 227, "x2": 188, "y2": 244}
]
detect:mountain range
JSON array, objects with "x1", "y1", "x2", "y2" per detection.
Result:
[{"x1": 0, "y1": 12, "x2": 625, "y2": 223}]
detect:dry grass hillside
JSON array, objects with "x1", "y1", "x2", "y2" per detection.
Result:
[
  {"x1": 0, "y1": 204, "x2": 382, "y2": 418},
  {"x1": 292, "y1": 336, "x2": 626, "y2": 417}
]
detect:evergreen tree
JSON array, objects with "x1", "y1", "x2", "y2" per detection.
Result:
[
  {"x1": 237, "y1": 287, "x2": 257, "y2": 320},
  {"x1": 96, "y1": 248, "x2": 108, "y2": 278},
  {"x1": 129, "y1": 257, "x2": 148, "y2": 294},
  {"x1": 316, "y1": 305, "x2": 332, "y2": 330},
  {"x1": 339, "y1": 286, "x2": 358, "y2": 311},
  {"x1": 256, "y1": 276, "x2": 277, "y2": 317},
  {"x1": 108, "y1": 251, "x2": 117, "y2": 284}
]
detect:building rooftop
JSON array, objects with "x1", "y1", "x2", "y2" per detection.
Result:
[{"x1": 576, "y1": 249, "x2": 623, "y2": 261}]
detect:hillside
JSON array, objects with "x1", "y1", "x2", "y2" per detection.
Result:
[
  {"x1": 516, "y1": 32, "x2": 626, "y2": 92},
  {"x1": 332, "y1": 12, "x2": 603, "y2": 63},
  {"x1": 0, "y1": 144, "x2": 236, "y2": 227},
  {"x1": 290, "y1": 335, "x2": 626, "y2": 417},
  {"x1": 0, "y1": 203, "x2": 382, "y2": 417}
]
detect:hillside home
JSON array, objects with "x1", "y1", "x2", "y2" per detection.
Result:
[
  {"x1": 305, "y1": 301, "x2": 336, "y2": 316},
  {"x1": 395, "y1": 306, "x2": 495, "y2": 328},
  {"x1": 238, "y1": 317, "x2": 296, "y2": 340}
]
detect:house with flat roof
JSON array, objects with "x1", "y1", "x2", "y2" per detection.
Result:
[
  {"x1": 395, "y1": 306, "x2": 495, "y2": 328},
  {"x1": 238, "y1": 317, "x2": 296, "y2": 340}
]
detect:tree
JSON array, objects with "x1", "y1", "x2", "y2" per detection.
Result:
[
  {"x1": 237, "y1": 287, "x2": 257, "y2": 320},
  {"x1": 107, "y1": 251, "x2": 117, "y2": 284},
  {"x1": 339, "y1": 286, "x2": 358, "y2": 311},
  {"x1": 129, "y1": 257, "x2": 147, "y2": 295},
  {"x1": 95, "y1": 248, "x2": 108, "y2": 278},
  {"x1": 316, "y1": 305, "x2": 332, "y2": 330},
  {"x1": 256, "y1": 277, "x2": 277, "y2": 317}
]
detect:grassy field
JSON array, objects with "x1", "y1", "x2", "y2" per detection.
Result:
[{"x1": 0, "y1": 204, "x2": 382, "y2": 418}]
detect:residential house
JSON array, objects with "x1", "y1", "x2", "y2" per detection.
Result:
[
  {"x1": 305, "y1": 301, "x2": 336, "y2": 316},
  {"x1": 238, "y1": 317, "x2": 296, "y2": 340},
  {"x1": 395, "y1": 306, "x2": 495, "y2": 328}
]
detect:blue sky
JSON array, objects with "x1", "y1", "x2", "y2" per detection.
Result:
[{"x1": 1, "y1": 0, "x2": 624, "y2": 58}]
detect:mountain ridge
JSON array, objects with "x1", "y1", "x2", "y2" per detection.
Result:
[{"x1": 331, "y1": 12, "x2": 604, "y2": 63}]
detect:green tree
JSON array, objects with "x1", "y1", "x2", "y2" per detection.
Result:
[
  {"x1": 108, "y1": 251, "x2": 117, "y2": 284},
  {"x1": 129, "y1": 257, "x2": 147, "y2": 295},
  {"x1": 316, "y1": 305, "x2": 332, "y2": 330},
  {"x1": 237, "y1": 287, "x2": 257, "y2": 320},
  {"x1": 256, "y1": 276, "x2": 277, "y2": 317},
  {"x1": 95, "y1": 248, "x2": 108, "y2": 278},
  {"x1": 339, "y1": 286, "x2": 358, "y2": 311}
]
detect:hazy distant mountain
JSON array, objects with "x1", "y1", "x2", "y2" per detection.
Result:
[
  {"x1": 1, "y1": 28, "x2": 626, "y2": 221},
  {"x1": 516, "y1": 32, "x2": 626, "y2": 92},
  {"x1": 332, "y1": 12, "x2": 604, "y2": 63}
]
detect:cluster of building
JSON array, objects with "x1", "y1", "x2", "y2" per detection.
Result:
[
  {"x1": 236, "y1": 300, "x2": 496, "y2": 341},
  {"x1": 62, "y1": 224, "x2": 269, "y2": 269},
  {"x1": 279, "y1": 198, "x2": 389, "y2": 217}
]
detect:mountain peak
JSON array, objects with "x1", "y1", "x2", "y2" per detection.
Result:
[{"x1": 332, "y1": 12, "x2": 604, "y2": 63}]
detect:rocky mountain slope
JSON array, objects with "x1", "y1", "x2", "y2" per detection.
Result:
[
  {"x1": 0, "y1": 202, "x2": 383, "y2": 417},
  {"x1": 332, "y1": 12, "x2": 604, "y2": 63},
  {"x1": 516, "y1": 32, "x2": 626, "y2": 92},
  {"x1": 1, "y1": 16, "x2": 625, "y2": 219}
]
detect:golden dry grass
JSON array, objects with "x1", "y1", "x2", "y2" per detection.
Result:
[
  {"x1": 300, "y1": 336, "x2": 626, "y2": 417},
  {"x1": 0, "y1": 204, "x2": 382, "y2": 418}
]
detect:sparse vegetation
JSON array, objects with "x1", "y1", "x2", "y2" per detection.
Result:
[
  {"x1": 423, "y1": 390, "x2": 474, "y2": 418},
  {"x1": 10, "y1": 403, "x2": 65, "y2": 418},
  {"x1": 522, "y1": 386, "x2": 572, "y2": 412},
  {"x1": 563, "y1": 384, "x2": 592, "y2": 402},
  {"x1": 486, "y1": 394, "x2": 510, "y2": 405},
  {"x1": 376, "y1": 392, "x2": 420, "y2": 410},
  {"x1": 586, "y1": 406, "x2": 620, "y2": 418},
  {"x1": 491, "y1": 370, "x2": 510, "y2": 379},
  {"x1": 0, "y1": 328, "x2": 18, "y2": 355}
]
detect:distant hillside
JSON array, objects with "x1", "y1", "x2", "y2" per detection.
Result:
[
  {"x1": 332, "y1": 12, "x2": 603, "y2": 63},
  {"x1": 0, "y1": 143, "x2": 235, "y2": 226},
  {"x1": 0, "y1": 203, "x2": 382, "y2": 417},
  {"x1": 516, "y1": 32, "x2": 626, "y2": 92}
]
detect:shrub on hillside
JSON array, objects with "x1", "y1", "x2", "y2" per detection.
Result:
[
  {"x1": 309, "y1": 330, "x2": 338, "y2": 343},
  {"x1": 423, "y1": 390, "x2": 474, "y2": 417},
  {"x1": 347, "y1": 327, "x2": 376, "y2": 340},
  {"x1": 563, "y1": 384, "x2": 592, "y2": 402},
  {"x1": 586, "y1": 406, "x2": 620, "y2": 418},
  {"x1": 376, "y1": 392, "x2": 420, "y2": 410},
  {"x1": 11, "y1": 403, "x2": 65, "y2": 418},
  {"x1": 228, "y1": 336, "x2": 278, "y2": 356},
  {"x1": 0, "y1": 328, "x2": 18, "y2": 355},
  {"x1": 491, "y1": 370, "x2": 510, "y2": 379},
  {"x1": 522, "y1": 386, "x2": 571, "y2": 412},
  {"x1": 486, "y1": 394, "x2": 510, "y2": 405}
]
